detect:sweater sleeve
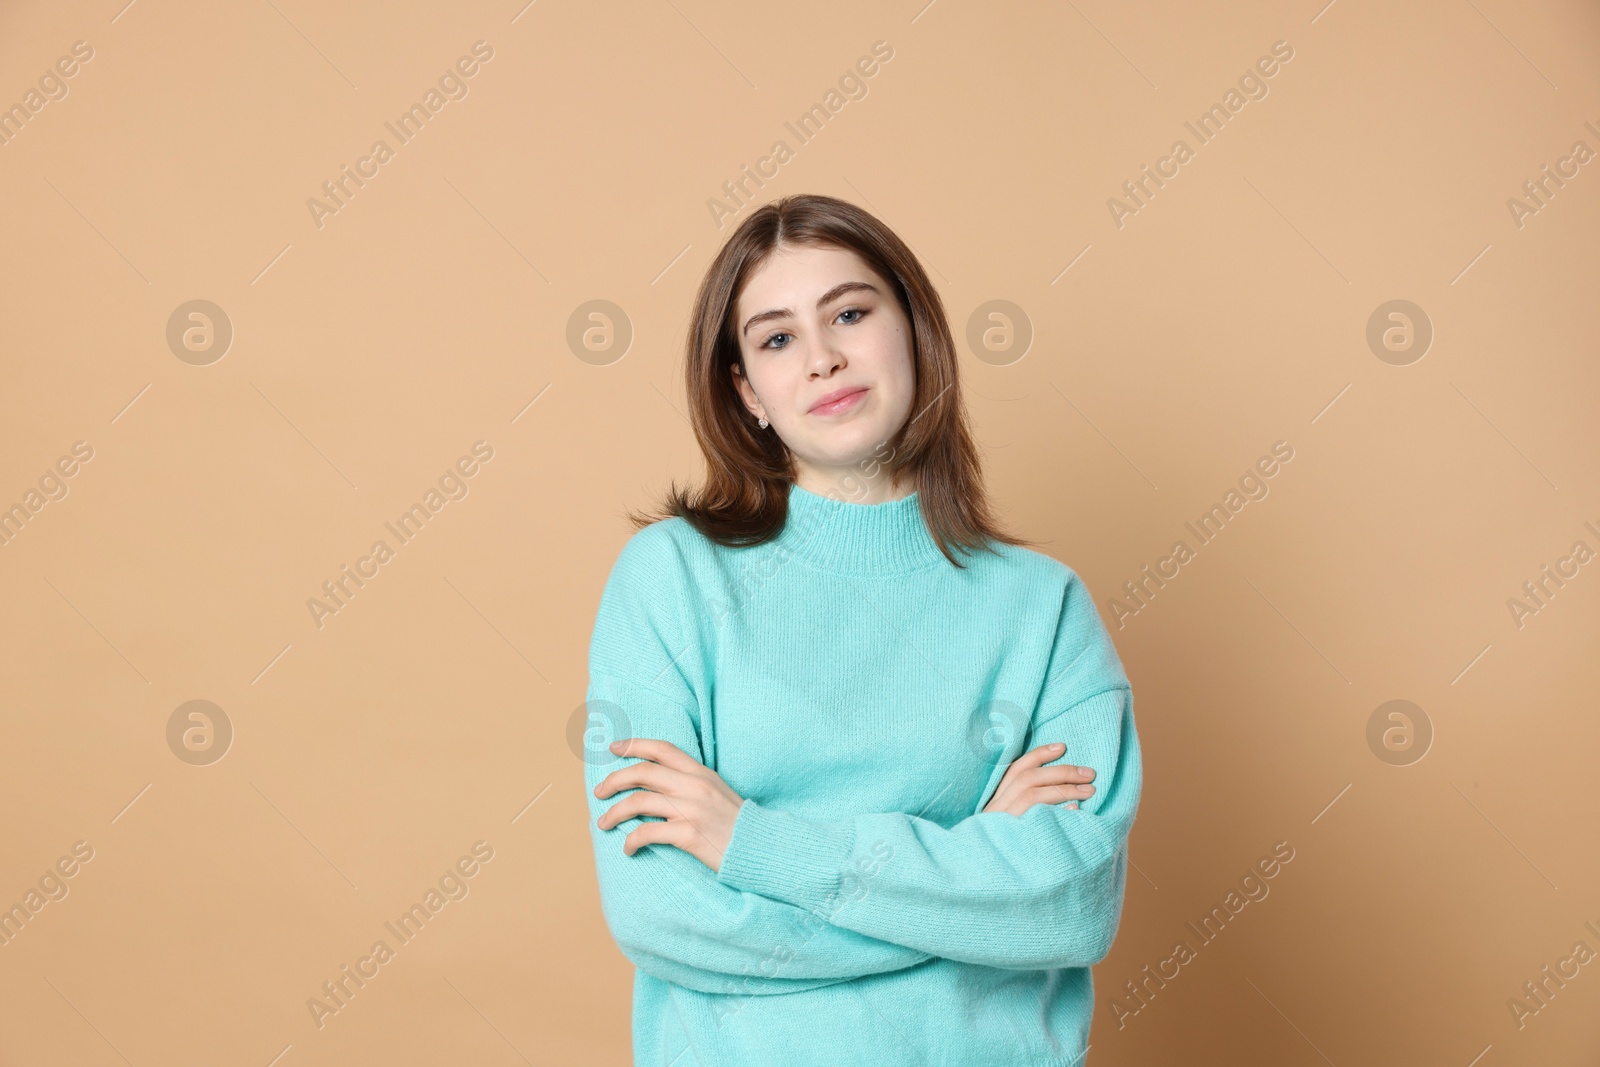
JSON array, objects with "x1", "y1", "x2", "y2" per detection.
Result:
[
  {"x1": 581, "y1": 526, "x2": 936, "y2": 995},
  {"x1": 714, "y1": 569, "x2": 1142, "y2": 972}
]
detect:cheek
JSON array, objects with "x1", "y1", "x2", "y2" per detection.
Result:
[
  {"x1": 748, "y1": 364, "x2": 795, "y2": 409},
  {"x1": 864, "y1": 319, "x2": 909, "y2": 363},
  {"x1": 878, "y1": 326, "x2": 915, "y2": 382}
]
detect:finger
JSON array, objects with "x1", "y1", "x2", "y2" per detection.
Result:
[
  {"x1": 988, "y1": 782, "x2": 1035, "y2": 815},
  {"x1": 622, "y1": 820, "x2": 685, "y2": 856},
  {"x1": 600, "y1": 781, "x2": 718, "y2": 849},
  {"x1": 1022, "y1": 765, "x2": 1096, "y2": 787},
  {"x1": 1026, "y1": 782, "x2": 1095, "y2": 806},
  {"x1": 1012, "y1": 741, "x2": 1068, "y2": 770},
  {"x1": 596, "y1": 792, "x2": 678, "y2": 831},
  {"x1": 990, "y1": 745, "x2": 1075, "y2": 807},
  {"x1": 594, "y1": 761, "x2": 682, "y2": 799},
  {"x1": 992, "y1": 749, "x2": 1045, "y2": 794},
  {"x1": 608, "y1": 737, "x2": 705, "y2": 773},
  {"x1": 998, "y1": 784, "x2": 1086, "y2": 813}
]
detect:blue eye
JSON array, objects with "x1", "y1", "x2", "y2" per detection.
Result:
[{"x1": 760, "y1": 307, "x2": 868, "y2": 350}]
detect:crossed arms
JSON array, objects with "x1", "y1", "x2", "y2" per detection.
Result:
[{"x1": 582, "y1": 673, "x2": 1140, "y2": 995}]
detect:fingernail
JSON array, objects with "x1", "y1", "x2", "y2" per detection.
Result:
[
  {"x1": 1050, "y1": 742, "x2": 1065, "y2": 752},
  {"x1": 610, "y1": 740, "x2": 625, "y2": 752}
]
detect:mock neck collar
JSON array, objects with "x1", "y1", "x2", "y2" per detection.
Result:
[{"x1": 774, "y1": 482, "x2": 950, "y2": 576}]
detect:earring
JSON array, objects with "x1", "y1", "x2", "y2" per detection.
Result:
[{"x1": 758, "y1": 416, "x2": 769, "y2": 429}]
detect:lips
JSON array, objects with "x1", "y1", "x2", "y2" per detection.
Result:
[{"x1": 810, "y1": 386, "x2": 868, "y2": 415}]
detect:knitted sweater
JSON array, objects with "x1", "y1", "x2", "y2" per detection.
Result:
[{"x1": 581, "y1": 482, "x2": 1142, "y2": 1067}]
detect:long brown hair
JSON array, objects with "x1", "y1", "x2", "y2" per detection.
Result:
[{"x1": 626, "y1": 193, "x2": 1035, "y2": 568}]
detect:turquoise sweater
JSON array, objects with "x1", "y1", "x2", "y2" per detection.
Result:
[{"x1": 582, "y1": 482, "x2": 1142, "y2": 1066}]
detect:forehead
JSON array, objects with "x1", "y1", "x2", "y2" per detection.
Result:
[{"x1": 736, "y1": 243, "x2": 881, "y2": 315}]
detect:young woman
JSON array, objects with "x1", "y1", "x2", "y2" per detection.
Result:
[{"x1": 581, "y1": 193, "x2": 1142, "y2": 1066}]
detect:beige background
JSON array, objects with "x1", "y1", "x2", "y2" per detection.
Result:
[{"x1": 2, "y1": 0, "x2": 1597, "y2": 1063}]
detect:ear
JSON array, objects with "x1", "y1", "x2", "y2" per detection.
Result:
[{"x1": 730, "y1": 362, "x2": 764, "y2": 421}]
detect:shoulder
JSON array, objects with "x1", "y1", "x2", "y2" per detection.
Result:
[
  {"x1": 608, "y1": 514, "x2": 686, "y2": 569},
  {"x1": 603, "y1": 515, "x2": 707, "y2": 588},
  {"x1": 596, "y1": 515, "x2": 731, "y2": 630},
  {"x1": 589, "y1": 517, "x2": 709, "y2": 679},
  {"x1": 973, "y1": 540, "x2": 1083, "y2": 600},
  {"x1": 982, "y1": 541, "x2": 1128, "y2": 694}
]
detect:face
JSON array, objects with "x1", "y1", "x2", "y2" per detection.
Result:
[{"x1": 730, "y1": 243, "x2": 916, "y2": 500}]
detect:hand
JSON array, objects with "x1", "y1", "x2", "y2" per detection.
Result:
[
  {"x1": 593, "y1": 737, "x2": 745, "y2": 872},
  {"x1": 981, "y1": 741, "x2": 1096, "y2": 817}
]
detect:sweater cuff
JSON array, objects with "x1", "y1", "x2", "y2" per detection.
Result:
[{"x1": 716, "y1": 799, "x2": 855, "y2": 914}]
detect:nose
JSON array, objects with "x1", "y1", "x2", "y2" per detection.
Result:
[{"x1": 805, "y1": 338, "x2": 847, "y2": 378}]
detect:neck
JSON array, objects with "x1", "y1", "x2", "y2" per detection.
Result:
[{"x1": 792, "y1": 463, "x2": 912, "y2": 505}]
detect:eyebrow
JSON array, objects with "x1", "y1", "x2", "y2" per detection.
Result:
[{"x1": 741, "y1": 280, "x2": 882, "y2": 338}]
